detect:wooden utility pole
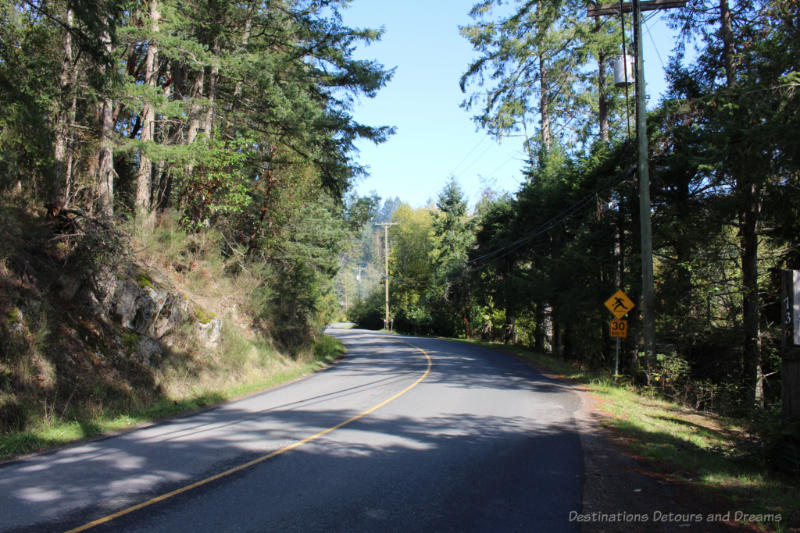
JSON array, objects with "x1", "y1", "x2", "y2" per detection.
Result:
[
  {"x1": 589, "y1": 0, "x2": 685, "y2": 381},
  {"x1": 376, "y1": 222, "x2": 398, "y2": 330},
  {"x1": 632, "y1": 0, "x2": 657, "y2": 380},
  {"x1": 343, "y1": 274, "x2": 349, "y2": 315}
]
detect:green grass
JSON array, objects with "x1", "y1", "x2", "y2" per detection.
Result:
[
  {"x1": 0, "y1": 335, "x2": 346, "y2": 462},
  {"x1": 313, "y1": 334, "x2": 347, "y2": 364},
  {"x1": 451, "y1": 338, "x2": 799, "y2": 531}
]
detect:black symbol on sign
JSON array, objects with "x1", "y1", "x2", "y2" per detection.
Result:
[{"x1": 613, "y1": 298, "x2": 629, "y2": 313}]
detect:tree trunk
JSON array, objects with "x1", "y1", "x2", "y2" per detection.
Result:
[
  {"x1": 96, "y1": 27, "x2": 115, "y2": 217},
  {"x1": 51, "y1": 7, "x2": 74, "y2": 212},
  {"x1": 64, "y1": 93, "x2": 77, "y2": 203},
  {"x1": 247, "y1": 168, "x2": 276, "y2": 255},
  {"x1": 232, "y1": 13, "x2": 252, "y2": 107},
  {"x1": 182, "y1": 68, "x2": 205, "y2": 190},
  {"x1": 719, "y1": 0, "x2": 762, "y2": 409},
  {"x1": 186, "y1": 70, "x2": 205, "y2": 146},
  {"x1": 154, "y1": 61, "x2": 173, "y2": 211},
  {"x1": 504, "y1": 313, "x2": 516, "y2": 345},
  {"x1": 539, "y1": 54, "x2": 551, "y2": 151},
  {"x1": 720, "y1": 0, "x2": 736, "y2": 89},
  {"x1": 535, "y1": 300, "x2": 546, "y2": 352},
  {"x1": 598, "y1": 50, "x2": 609, "y2": 142},
  {"x1": 552, "y1": 308, "x2": 561, "y2": 357},
  {"x1": 97, "y1": 97, "x2": 115, "y2": 217},
  {"x1": 135, "y1": 0, "x2": 160, "y2": 217},
  {"x1": 742, "y1": 183, "x2": 763, "y2": 409},
  {"x1": 203, "y1": 41, "x2": 220, "y2": 136}
]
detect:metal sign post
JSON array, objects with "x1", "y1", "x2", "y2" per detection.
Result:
[{"x1": 605, "y1": 290, "x2": 635, "y2": 379}]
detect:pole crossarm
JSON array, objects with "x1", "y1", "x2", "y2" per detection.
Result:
[{"x1": 588, "y1": 0, "x2": 686, "y2": 16}]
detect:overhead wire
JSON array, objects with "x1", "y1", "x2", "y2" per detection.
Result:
[
  {"x1": 453, "y1": 140, "x2": 498, "y2": 179},
  {"x1": 381, "y1": 168, "x2": 635, "y2": 286},
  {"x1": 448, "y1": 135, "x2": 491, "y2": 177},
  {"x1": 644, "y1": 13, "x2": 667, "y2": 71},
  {"x1": 466, "y1": 166, "x2": 637, "y2": 272},
  {"x1": 486, "y1": 153, "x2": 520, "y2": 176}
]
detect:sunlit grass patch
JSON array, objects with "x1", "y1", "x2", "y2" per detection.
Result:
[
  {"x1": 312, "y1": 334, "x2": 347, "y2": 364},
  {"x1": 0, "y1": 334, "x2": 346, "y2": 462}
]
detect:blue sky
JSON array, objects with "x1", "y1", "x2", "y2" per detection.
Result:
[{"x1": 340, "y1": 1, "x2": 682, "y2": 209}]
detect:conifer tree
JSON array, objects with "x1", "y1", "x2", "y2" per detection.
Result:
[{"x1": 459, "y1": 0, "x2": 625, "y2": 163}]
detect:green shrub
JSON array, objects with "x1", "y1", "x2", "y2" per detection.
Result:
[
  {"x1": 652, "y1": 352, "x2": 691, "y2": 398},
  {"x1": 0, "y1": 401, "x2": 27, "y2": 432},
  {"x1": 347, "y1": 289, "x2": 384, "y2": 330}
]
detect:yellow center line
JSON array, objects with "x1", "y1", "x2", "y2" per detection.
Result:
[{"x1": 64, "y1": 337, "x2": 432, "y2": 533}]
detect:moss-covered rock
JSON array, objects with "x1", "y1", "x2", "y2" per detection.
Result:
[
  {"x1": 135, "y1": 270, "x2": 154, "y2": 290},
  {"x1": 193, "y1": 306, "x2": 216, "y2": 325}
]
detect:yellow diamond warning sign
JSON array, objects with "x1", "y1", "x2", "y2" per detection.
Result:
[{"x1": 605, "y1": 289, "x2": 635, "y2": 319}]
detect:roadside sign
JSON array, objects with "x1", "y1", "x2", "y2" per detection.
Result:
[
  {"x1": 610, "y1": 320, "x2": 628, "y2": 338},
  {"x1": 605, "y1": 289, "x2": 635, "y2": 319},
  {"x1": 784, "y1": 270, "x2": 800, "y2": 346}
]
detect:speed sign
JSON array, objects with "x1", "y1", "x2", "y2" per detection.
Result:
[{"x1": 610, "y1": 319, "x2": 628, "y2": 338}]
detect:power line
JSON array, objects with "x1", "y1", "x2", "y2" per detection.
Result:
[
  {"x1": 485, "y1": 152, "x2": 525, "y2": 177},
  {"x1": 453, "y1": 141, "x2": 497, "y2": 179},
  {"x1": 467, "y1": 167, "x2": 636, "y2": 271},
  {"x1": 449, "y1": 136, "x2": 490, "y2": 176},
  {"x1": 644, "y1": 15, "x2": 667, "y2": 71}
]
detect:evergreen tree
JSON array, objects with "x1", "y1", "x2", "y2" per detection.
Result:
[
  {"x1": 429, "y1": 179, "x2": 475, "y2": 337},
  {"x1": 459, "y1": 0, "x2": 626, "y2": 163},
  {"x1": 0, "y1": 0, "x2": 395, "y2": 349}
]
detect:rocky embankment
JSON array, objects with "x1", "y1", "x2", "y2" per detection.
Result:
[{"x1": 1, "y1": 208, "x2": 224, "y2": 433}]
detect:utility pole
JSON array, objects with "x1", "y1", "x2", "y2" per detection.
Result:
[
  {"x1": 376, "y1": 222, "x2": 398, "y2": 330},
  {"x1": 343, "y1": 274, "x2": 349, "y2": 315},
  {"x1": 589, "y1": 0, "x2": 685, "y2": 380},
  {"x1": 632, "y1": 0, "x2": 656, "y2": 378}
]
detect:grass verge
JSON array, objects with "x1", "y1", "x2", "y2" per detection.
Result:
[
  {"x1": 0, "y1": 335, "x2": 346, "y2": 462},
  {"x1": 452, "y1": 338, "x2": 799, "y2": 532}
]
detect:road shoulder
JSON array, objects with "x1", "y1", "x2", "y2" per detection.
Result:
[{"x1": 538, "y1": 369, "x2": 751, "y2": 532}]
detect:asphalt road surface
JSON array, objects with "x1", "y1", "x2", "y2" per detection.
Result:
[{"x1": 0, "y1": 326, "x2": 584, "y2": 532}]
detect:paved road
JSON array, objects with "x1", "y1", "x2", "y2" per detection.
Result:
[{"x1": 0, "y1": 327, "x2": 584, "y2": 532}]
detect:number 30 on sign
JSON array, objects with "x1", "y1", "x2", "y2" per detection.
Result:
[{"x1": 610, "y1": 320, "x2": 628, "y2": 338}]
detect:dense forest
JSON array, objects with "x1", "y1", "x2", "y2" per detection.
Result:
[
  {"x1": 0, "y1": 0, "x2": 392, "y2": 342},
  {"x1": 0, "y1": 0, "x2": 396, "y2": 438},
  {"x1": 348, "y1": 0, "x2": 800, "y2": 418}
]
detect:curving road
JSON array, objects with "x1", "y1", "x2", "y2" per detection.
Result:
[{"x1": 0, "y1": 326, "x2": 584, "y2": 532}]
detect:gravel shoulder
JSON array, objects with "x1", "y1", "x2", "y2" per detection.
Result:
[{"x1": 565, "y1": 380, "x2": 761, "y2": 532}]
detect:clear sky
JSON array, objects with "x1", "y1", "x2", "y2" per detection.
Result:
[{"x1": 340, "y1": 1, "x2": 681, "y2": 209}]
